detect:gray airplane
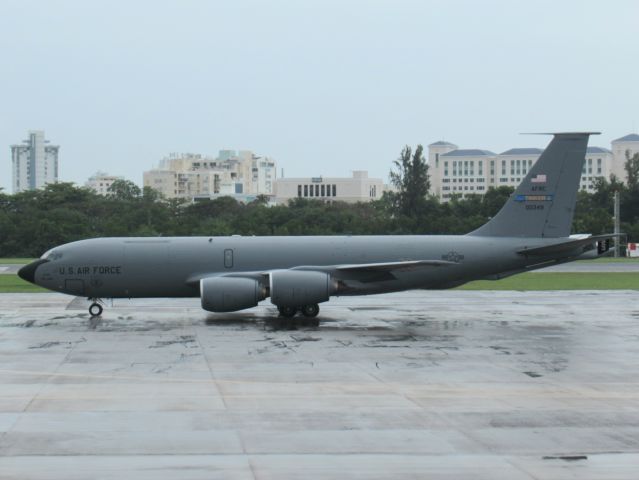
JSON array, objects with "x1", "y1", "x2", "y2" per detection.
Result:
[{"x1": 19, "y1": 132, "x2": 617, "y2": 324}]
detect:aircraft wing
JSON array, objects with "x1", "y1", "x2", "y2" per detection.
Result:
[
  {"x1": 187, "y1": 259, "x2": 458, "y2": 285},
  {"x1": 517, "y1": 233, "x2": 623, "y2": 257},
  {"x1": 292, "y1": 259, "x2": 459, "y2": 282},
  {"x1": 292, "y1": 259, "x2": 457, "y2": 273}
]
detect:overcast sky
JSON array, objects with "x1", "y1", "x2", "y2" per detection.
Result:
[{"x1": 1, "y1": 0, "x2": 638, "y2": 191}]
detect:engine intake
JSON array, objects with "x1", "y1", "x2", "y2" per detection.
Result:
[
  {"x1": 200, "y1": 277, "x2": 266, "y2": 312},
  {"x1": 270, "y1": 270, "x2": 335, "y2": 307}
]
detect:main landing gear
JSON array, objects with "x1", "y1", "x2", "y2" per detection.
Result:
[
  {"x1": 88, "y1": 299, "x2": 104, "y2": 317},
  {"x1": 275, "y1": 304, "x2": 321, "y2": 329}
]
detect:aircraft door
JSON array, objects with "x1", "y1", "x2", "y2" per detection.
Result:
[
  {"x1": 224, "y1": 249, "x2": 233, "y2": 269},
  {"x1": 64, "y1": 279, "x2": 85, "y2": 296}
]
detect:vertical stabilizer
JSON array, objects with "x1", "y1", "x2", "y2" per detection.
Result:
[{"x1": 470, "y1": 132, "x2": 596, "y2": 238}]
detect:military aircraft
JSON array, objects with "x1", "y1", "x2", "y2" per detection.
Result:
[{"x1": 19, "y1": 132, "x2": 617, "y2": 324}]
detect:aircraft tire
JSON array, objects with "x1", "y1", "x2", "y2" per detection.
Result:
[
  {"x1": 89, "y1": 303, "x2": 103, "y2": 317},
  {"x1": 301, "y1": 304, "x2": 319, "y2": 318},
  {"x1": 278, "y1": 305, "x2": 297, "y2": 318}
]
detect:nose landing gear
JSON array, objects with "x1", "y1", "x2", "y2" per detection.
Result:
[{"x1": 88, "y1": 299, "x2": 104, "y2": 317}]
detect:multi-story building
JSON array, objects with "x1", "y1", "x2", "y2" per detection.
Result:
[
  {"x1": 11, "y1": 130, "x2": 59, "y2": 193},
  {"x1": 428, "y1": 137, "x2": 626, "y2": 201},
  {"x1": 143, "y1": 150, "x2": 276, "y2": 201},
  {"x1": 611, "y1": 134, "x2": 639, "y2": 181},
  {"x1": 275, "y1": 171, "x2": 385, "y2": 204},
  {"x1": 85, "y1": 172, "x2": 124, "y2": 195}
]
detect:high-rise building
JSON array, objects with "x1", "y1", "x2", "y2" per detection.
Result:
[
  {"x1": 143, "y1": 150, "x2": 276, "y2": 201},
  {"x1": 11, "y1": 130, "x2": 59, "y2": 193}
]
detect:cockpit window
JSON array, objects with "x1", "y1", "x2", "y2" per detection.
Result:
[{"x1": 41, "y1": 249, "x2": 63, "y2": 260}]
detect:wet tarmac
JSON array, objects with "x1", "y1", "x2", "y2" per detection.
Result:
[
  {"x1": 1, "y1": 291, "x2": 639, "y2": 479},
  {"x1": 0, "y1": 265, "x2": 21, "y2": 275}
]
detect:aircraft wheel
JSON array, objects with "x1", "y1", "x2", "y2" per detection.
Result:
[
  {"x1": 278, "y1": 305, "x2": 297, "y2": 318},
  {"x1": 301, "y1": 304, "x2": 319, "y2": 318},
  {"x1": 89, "y1": 302, "x2": 103, "y2": 317}
]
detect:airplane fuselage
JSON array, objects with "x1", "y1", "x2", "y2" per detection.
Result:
[
  {"x1": 18, "y1": 133, "x2": 611, "y2": 319},
  {"x1": 31, "y1": 234, "x2": 570, "y2": 299}
]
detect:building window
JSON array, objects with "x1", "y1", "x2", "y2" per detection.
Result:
[
  {"x1": 304, "y1": 185, "x2": 308, "y2": 197},
  {"x1": 315, "y1": 185, "x2": 319, "y2": 196},
  {"x1": 332, "y1": 184, "x2": 337, "y2": 196},
  {"x1": 501, "y1": 160, "x2": 506, "y2": 175},
  {"x1": 298, "y1": 185, "x2": 302, "y2": 197},
  {"x1": 321, "y1": 184, "x2": 325, "y2": 196}
]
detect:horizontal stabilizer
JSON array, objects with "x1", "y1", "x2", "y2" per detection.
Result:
[{"x1": 517, "y1": 234, "x2": 623, "y2": 257}]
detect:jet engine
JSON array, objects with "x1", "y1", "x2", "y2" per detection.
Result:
[
  {"x1": 200, "y1": 277, "x2": 266, "y2": 312},
  {"x1": 270, "y1": 270, "x2": 336, "y2": 307}
]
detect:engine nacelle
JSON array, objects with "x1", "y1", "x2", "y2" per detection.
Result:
[
  {"x1": 270, "y1": 270, "x2": 335, "y2": 307},
  {"x1": 200, "y1": 277, "x2": 266, "y2": 312}
]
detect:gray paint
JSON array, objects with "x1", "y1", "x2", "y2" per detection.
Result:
[{"x1": 19, "y1": 133, "x2": 612, "y2": 313}]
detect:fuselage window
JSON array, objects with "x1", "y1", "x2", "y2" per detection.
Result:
[{"x1": 224, "y1": 249, "x2": 233, "y2": 268}]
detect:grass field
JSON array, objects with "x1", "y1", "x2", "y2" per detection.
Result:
[
  {"x1": 458, "y1": 272, "x2": 639, "y2": 291},
  {"x1": 0, "y1": 258, "x2": 36, "y2": 264},
  {"x1": 0, "y1": 272, "x2": 638, "y2": 294},
  {"x1": 0, "y1": 275, "x2": 48, "y2": 293}
]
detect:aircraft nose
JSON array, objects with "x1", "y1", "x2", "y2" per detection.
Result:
[{"x1": 17, "y1": 259, "x2": 49, "y2": 284}]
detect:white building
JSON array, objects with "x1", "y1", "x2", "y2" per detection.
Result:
[
  {"x1": 611, "y1": 133, "x2": 639, "y2": 181},
  {"x1": 11, "y1": 130, "x2": 59, "y2": 193},
  {"x1": 85, "y1": 172, "x2": 124, "y2": 196},
  {"x1": 275, "y1": 171, "x2": 384, "y2": 204},
  {"x1": 429, "y1": 138, "x2": 617, "y2": 201},
  {"x1": 143, "y1": 150, "x2": 276, "y2": 201}
]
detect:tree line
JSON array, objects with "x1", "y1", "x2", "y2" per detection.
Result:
[{"x1": 1, "y1": 146, "x2": 638, "y2": 257}]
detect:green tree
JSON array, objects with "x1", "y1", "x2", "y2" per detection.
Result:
[
  {"x1": 389, "y1": 144, "x2": 430, "y2": 217},
  {"x1": 624, "y1": 151, "x2": 639, "y2": 190},
  {"x1": 107, "y1": 179, "x2": 142, "y2": 200}
]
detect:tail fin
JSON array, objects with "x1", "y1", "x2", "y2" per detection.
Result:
[{"x1": 470, "y1": 132, "x2": 597, "y2": 238}]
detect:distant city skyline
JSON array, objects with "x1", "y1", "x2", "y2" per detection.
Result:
[{"x1": 1, "y1": 0, "x2": 638, "y2": 192}]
